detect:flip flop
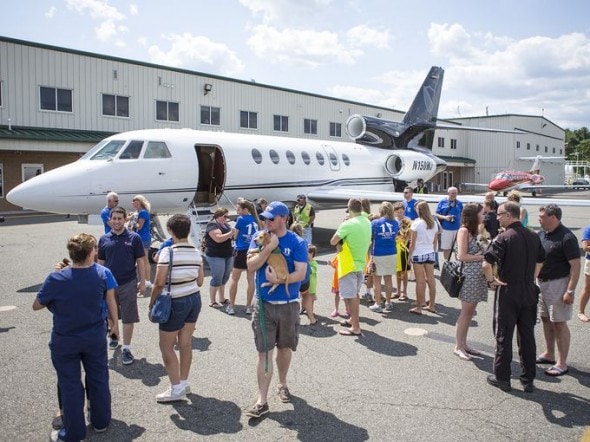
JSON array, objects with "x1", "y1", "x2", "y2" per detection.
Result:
[
  {"x1": 545, "y1": 365, "x2": 568, "y2": 377},
  {"x1": 453, "y1": 349, "x2": 471, "y2": 361},
  {"x1": 209, "y1": 302, "x2": 222, "y2": 308},
  {"x1": 409, "y1": 308, "x2": 422, "y2": 315},
  {"x1": 398, "y1": 296, "x2": 408, "y2": 301},
  {"x1": 465, "y1": 347, "x2": 481, "y2": 356},
  {"x1": 339, "y1": 319, "x2": 352, "y2": 327},
  {"x1": 339, "y1": 328, "x2": 362, "y2": 337},
  {"x1": 578, "y1": 312, "x2": 590, "y2": 323},
  {"x1": 535, "y1": 355, "x2": 556, "y2": 364}
]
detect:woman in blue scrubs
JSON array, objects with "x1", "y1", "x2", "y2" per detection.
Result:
[{"x1": 34, "y1": 233, "x2": 119, "y2": 442}]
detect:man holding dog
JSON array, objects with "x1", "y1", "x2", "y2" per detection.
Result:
[{"x1": 246, "y1": 201, "x2": 308, "y2": 419}]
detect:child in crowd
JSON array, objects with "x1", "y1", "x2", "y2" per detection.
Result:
[
  {"x1": 394, "y1": 202, "x2": 412, "y2": 301},
  {"x1": 300, "y1": 245, "x2": 318, "y2": 325},
  {"x1": 329, "y1": 244, "x2": 350, "y2": 318}
]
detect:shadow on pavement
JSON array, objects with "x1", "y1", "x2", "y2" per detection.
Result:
[{"x1": 169, "y1": 393, "x2": 243, "y2": 436}]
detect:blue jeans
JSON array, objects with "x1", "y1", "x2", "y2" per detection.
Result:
[{"x1": 205, "y1": 255, "x2": 234, "y2": 286}]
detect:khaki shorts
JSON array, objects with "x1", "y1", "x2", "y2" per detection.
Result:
[
  {"x1": 115, "y1": 278, "x2": 140, "y2": 324},
  {"x1": 373, "y1": 254, "x2": 397, "y2": 276},
  {"x1": 440, "y1": 229, "x2": 458, "y2": 250},
  {"x1": 252, "y1": 301, "x2": 300, "y2": 352},
  {"x1": 339, "y1": 272, "x2": 364, "y2": 299},
  {"x1": 538, "y1": 276, "x2": 573, "y2": 322}
]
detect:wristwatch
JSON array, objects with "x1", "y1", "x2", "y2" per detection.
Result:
[{"x1": 566, "y1": 289, "x2": 575, "y2": 295}]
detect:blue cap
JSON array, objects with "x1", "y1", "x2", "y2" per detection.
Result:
[{"x1": 260, "y1": 201, "x2": 289, "y2": 220}]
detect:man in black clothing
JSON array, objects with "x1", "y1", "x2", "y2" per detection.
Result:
[{"x1": 483, "y1": 202, "x2": 545, "y2": 392}]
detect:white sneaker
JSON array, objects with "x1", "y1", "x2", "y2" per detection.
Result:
[
  {"x1": 226, "y1": 305, "x2": 235, "y2": 315},
  {"x1": 156, "y1": 387, "x2": 186, "y2": 403},
  {"x1": 145, "y1": 280, "x2": 153, "y2": 289},
  {"x1": 369, "y1": 303, "x2": 383, "y2": 313},
  {"x1": 182, "y1": 382, "x2": 191, "y2": 394},
  {"x1": 384, "y1": 303, "x2": 394, "y2": 313},
  {"x1": 245, "y1": 307, "x2": 253, "y2": 315}
]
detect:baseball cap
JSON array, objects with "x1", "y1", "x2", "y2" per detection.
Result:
[
  {"x1": 296, "y1": 194, "x2": 306, "y2": 199},
  {"x1": 260, "y1": 201, "x2": 289, "y2": 220}
]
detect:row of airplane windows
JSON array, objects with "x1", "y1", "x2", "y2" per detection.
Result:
[{"x1": 251, "y1": 148, "x2": 351, "y2": 167}]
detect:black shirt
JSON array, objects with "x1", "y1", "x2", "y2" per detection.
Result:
[
  {"x1": 205, "y1": 220, "x2": 234, "y2": 258},
  {"x1": 484, "y1": 221, "x2": 545, "y2": 284},
  {"x1": 483, "y1": 211, "x2": 499, "y2": 238},
  {"x1": 537, "y1": 223, "x2": 580, "y2": 280}
]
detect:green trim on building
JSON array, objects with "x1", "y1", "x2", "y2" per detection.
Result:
[{"x1": 0, "y1": 125, "x2": 115, "y2": 143}]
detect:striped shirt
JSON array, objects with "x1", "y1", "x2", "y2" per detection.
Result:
[{"x1": 157, "y1": 243, "x2": 201, "y2": 298}]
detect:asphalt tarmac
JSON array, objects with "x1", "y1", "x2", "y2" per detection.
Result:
[{"x1": 1, "y1": 197, "x2": 589, "y2": 441}]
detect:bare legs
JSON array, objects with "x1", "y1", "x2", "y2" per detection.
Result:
[
  {"x1": 539, "y1": 318, "x2": 570, "y2": 371},
  {"x1": 455, "y1": 300, "x2": 478, "y2": 360},
  {"x1": 578, "y1": 274, "x2": 590, "y2": 322},
  {"x1": 255, "y1": 348, "x2": 292, "y2": 405}
]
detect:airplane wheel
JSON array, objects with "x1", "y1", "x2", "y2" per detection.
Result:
[
  {"x1": 532, "y1": 191, "x2": 537, "y2": 197},
  {"x1": 503, "y1": 191, "x2": 508, "y2": 197}
]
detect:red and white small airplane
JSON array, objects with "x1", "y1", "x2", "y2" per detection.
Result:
[{"x1": 471, "y1": 156, "x2": 565, "y2": 196}]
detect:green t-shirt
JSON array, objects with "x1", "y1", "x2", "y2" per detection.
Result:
[
  {"x1": 335, "y1": 215, "x2": 372, "y2": 272},
  {"x1": 308, "y1": 259, "x2": 318, "y2": 294}
]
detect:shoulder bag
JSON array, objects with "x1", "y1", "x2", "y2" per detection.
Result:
[
  {"x1": 149, "y1": 248, "x2": 173, "y2": 323},
  {"x1": 440, "y1": 234, "x2": 464, "y2": 298}
]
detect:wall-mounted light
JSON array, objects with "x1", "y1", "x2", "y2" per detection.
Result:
[
  {"x1": 204, "y1": 83, "x2": 213, "y2": 95},
  {"x1": 376, "y1": 113, "x2": 382, "y2": 118}
]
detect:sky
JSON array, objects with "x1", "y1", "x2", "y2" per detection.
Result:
[{"x1": 2, "y1": 0, "x2": 589, "y2": 129}]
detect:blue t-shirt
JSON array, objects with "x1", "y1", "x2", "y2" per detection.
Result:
[
  {"x1": 436, "y1": 198, "x2": 463, "y2": 231},
  {"x1": 403, "y1": 199, "x2": 418, "y2": 220},
  {"x1": 136, "y1": 209, "x2": 151, "y2": 243},
  {"x1": 98, "y1": 229, "x2": 145, "y2": 285},
  {"x1": 158, "y1": 238, "x2": 174, "y2": 252},
  {"x1": 37, "y1": 263, "x2": 117, "y2": 340},
  {"x1": 235, "y1": 214, "x2": 259, "y2": 251},
  {"x1": 249, "y1": 230, "x2": 308, "y2": 302},
  {"x1": 371, "y1": 217, "x2": 399, "y2": 256},
  {"x1": 584, "y1": 225, "x2": 590, "y2": 260},
  {"x1": 100, "y1": 206, "x2": 112, "y2": 233}
]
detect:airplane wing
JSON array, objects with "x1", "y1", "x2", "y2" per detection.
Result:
[
  {"x1": 307, "y1": 188, "x2": 590, "y2": 208},
  {"x1": 435, "y1": 122, "x2": 525, "y2": 134}
]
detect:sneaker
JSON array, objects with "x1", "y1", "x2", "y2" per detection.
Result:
[
  {"x1": 182, "y1": 382, "x2": 191, "y2": 394},
  {"x1": 51, "y1": 415, "x2": 63, "y2": 430},
  {"x1": 245, "y1": 307, "x2": 253, "y2": 315},
  {"x1": 109, "y1": 338, "x2": 118, "y2": 350},
  {"x1": 226, "y1": 305, "x2": 235, "y2": 315},
  {"x1": 486, "y1": 374, "x2": 511, "y2": 392},
  {"x1": 145, "y1": 280, "x2": 153, "y2": 289},
  {"x1": 277, "y1": 384, "x2": 292, "y2": 403},
  {"x1": 245, "y1": 402, "x2": 269, "y2": 418},
  {"x1": 50, "y1": 429, "x2": 66, "y2": 442},
  {"x1": 93, "y1": 426, "x2": 108, "y2": 433},
  {"x1": 156, "y1": 387, "x2": 186, "y2": 403},
  {"x1": 383, "y1": 303, "x2": 394, "y2": 313},
  {"x1": 520, "y1": 380, "x2": 534, "y2": 393},
  {"x1": 363, "y1": 293, "x2": 372, "y2": 302},
  {"x1": 369, "y1": 303, "x2": 383, "y2": 313},
  {"x1": 121, "y1": 348, "x2": 134, "y2": 365}
]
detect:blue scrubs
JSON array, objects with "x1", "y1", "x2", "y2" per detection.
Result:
[{"x1": 38, "y1": 264, "x2": 117, "y2": 442}]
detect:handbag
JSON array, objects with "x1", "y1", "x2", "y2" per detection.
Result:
[
  {"x1": 149, "y1": 248, "x2": 173, "y2": 323},
  {"x1": 440, "y1": 235, "x2": 464, "y2": 298}
]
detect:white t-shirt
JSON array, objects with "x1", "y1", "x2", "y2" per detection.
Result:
[{"x1": 410, "y1": 218, "x2": 439, "y2": 256}]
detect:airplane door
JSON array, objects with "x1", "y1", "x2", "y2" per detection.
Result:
[
  {"x1": 322, "y1": 144, "x2": 340, "y2": 171},
  {"x1": 194, "y1": 145, "x2": 226, "y2": 206}
]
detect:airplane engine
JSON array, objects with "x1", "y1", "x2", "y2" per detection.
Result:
[
  {"x1": 383, "y1": 150, "x2": 446, "y2": 182},
  {"x1": 346, "y1": 114, "x2": 404, "y2": 149}
]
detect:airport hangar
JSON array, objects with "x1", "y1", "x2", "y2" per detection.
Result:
[{"x1": 0, "y1": 36, "x2": 566, "y2": 212}]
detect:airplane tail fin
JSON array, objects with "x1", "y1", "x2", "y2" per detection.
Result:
[{"x1": 401, "y1": 66, "x2": 444, "y2": 127}]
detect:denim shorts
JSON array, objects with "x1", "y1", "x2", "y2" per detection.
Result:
[
  {"x1": 412, "y1": 252, "x2": 437, "y2": 264},
  {"x1": 205, "y1": 255, "x2": 234, "y2": 286},
  {"x1": 160, "y1": 292, "x2": 202, "y2": 332}
]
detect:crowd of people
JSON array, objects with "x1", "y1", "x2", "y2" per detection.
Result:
[{"x1": 33, "y1": 186, "x2": 589, "y2": 440}]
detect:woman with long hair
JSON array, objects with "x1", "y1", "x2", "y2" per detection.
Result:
[
  {"x1": 454, "y1": 203, "x2": 488, "y2": 360},
  {"x1": 34, "y1": 233, "x2": 119, "y2": 441},
  {"x1": 227, "y1": 200, "x2": 261, "y2": 315},
  {"x1": 131, "y1": 194, "x2": 153, "y2": 289},
  {"x1": 204, "y1": 207, "x2": 235, "y2": 307},
  {"x1": 149, "y1": 214, "x2": 204, "y2": 402},
  {"x1": 408, "y1": 201, "x2": 439, "y2": 314},
  {"x1": 507, "y1": 190, "x2": 528, "y2": 227}
]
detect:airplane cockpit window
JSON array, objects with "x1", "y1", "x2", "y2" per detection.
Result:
[
  {"x1": 119, "y1": 140, "x2": 144, "y2": 160},
  {"x1": 286, "y1": 150, "x2": 296, "y2": 165},
  {"x1": 251, "y1": 148, "x2": 262, "y2": 164},
  {"x1": 144, "y1": 141, "x2": 172, "y2": 159},
  {"x1": 301, "y1": 151, "x2": 310, "y2": 165},
  {"x1": 316, "y1": 152, "x2": 325, "y2": 165},
  {"x1": 329, "y1": 153, "x2": 338, "y2": 166},
  {"x1": 84, "y1": 140, "x2": 126, "y2": 160},
  {"x1": 342, "y1": 154, "x2": 350, "y2": 166},
  {"x1": 269, "y1": 149, "x2": 280, "y2": 164}
]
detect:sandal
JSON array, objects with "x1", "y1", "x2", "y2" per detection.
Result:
[
  {"x1": 209, "y1": 302, "x2": 222, "y2": 308},
  {"x1": 398, "y1": 294, "x2": 408, "y2": 301},
  {"x1": 409, "y1": 307, "x2": 422, "y2": 315}
]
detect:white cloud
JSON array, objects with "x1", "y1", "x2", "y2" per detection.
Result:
[
  {"x1": 247, "y1": 25, "x2": 366, "y2": 68},
  {"x1": 346, "y1": 25, "x2": 391, "y2": 49},
  {"x1": 129, "y1": 4, "x2": 139, "y2": 16},
  {"x1": 239, "y1": 0, "x2": 333, "y2": 25},
  {"x1": 66, "y1": 0, "x2": 126, "y2": 43},
  {"x1": 45, "y1": 6, "x2": 57, "y2": 19},
  {"x1": 147, "y1": 33, "x2": 245, "y2": 76}
]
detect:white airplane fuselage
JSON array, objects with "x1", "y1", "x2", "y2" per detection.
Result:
[{"x1": 7, "y1": 128, "x2": 442, "y2": 215}]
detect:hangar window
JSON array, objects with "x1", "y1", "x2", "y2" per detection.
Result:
[
  {"x1": 304, "y1": 118, "x2": 318, "y2": 135},
  {"x1": 545, "y1": 146, "x2": 548, "y2": 153},
  {"x1": 251, "y1": 148, "x2": 263, "y2": 164},
  {"x1": 102, "y1": 94, "x2": 129, "y2": 117},
  {"x1": 240, "y1": 111, "x2": 258, "y2": 129},
  {"x1": 0, "y1": 163, "x2": 3, "y2": 198},
  {"x1": 40, "y1": 86, "x2": 72, "y2": 112},
  {"x1": 22, "y1": 163, "x2": 44, "y2": 182},
  {"x1": 330, "y1": 122, "x2": 342, "y2": 137},
  {"x1": 286, "y1": 150, "x2": 296, "y2": 165},
  {"x1": 527, "y1": 143, "x2": 531, "y2": 150},
  {"x1": 451, "y1": 139, "x2": 457, "y2": 150},
  {"x1": 552, "y1": 147, "x2": 556, "y2": 154},
  {"x1": 201, "y1": 106, "x2": 220, "y2": 125},
  {"x1": 156, "y1": 100, "x2": 179, "y2": 122},
  {"x1": 144, "y1": 142, "x2": 171, "y2": 159},
  {"x1": 0, "y1": 80, "x2": 3, "y2": 108},
  {"x1": 437, "y1": 137, "x2": 444, "y2": 148},
  {"x1": 119, "y1": 140, "x2": 144, "y2": 160},
  {"x1": 301, "y1": 151, "x2": 311, "y2": 165},
  {"x1": 274, "y1": 115, "x2": 288, "y2": 132},
  {"x1": 536, "y1": 144, "x2": 540, "y2": 152},
  {"x1": 342, "y1": 154, "x2": 350, "y2": 166},
  {"x1": 516, "y1": 141, "x2": 521, "y2": 149},
  {"x1": 316, "y1": 152, "x2": 325, "y2": 165},
  {"x1": 269, "y1": 149, "x2": 280, "y2": 164}
]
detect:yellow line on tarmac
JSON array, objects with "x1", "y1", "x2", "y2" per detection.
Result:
[{"x1": 581, "y1": 427, "x2": 590, "y2": 442}]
